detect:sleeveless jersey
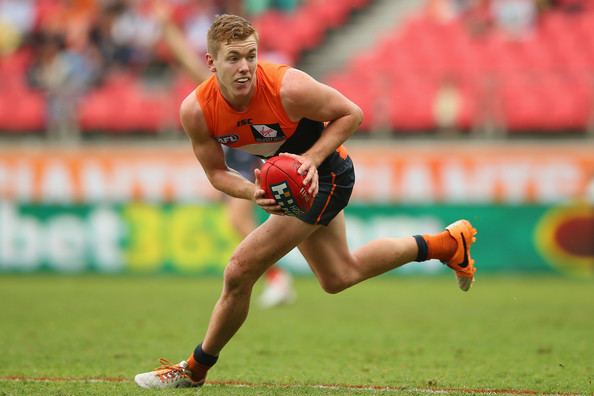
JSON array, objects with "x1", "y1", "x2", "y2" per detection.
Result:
[{"x1": 195, "y1": 61, "x2": 346, "y2": 160}]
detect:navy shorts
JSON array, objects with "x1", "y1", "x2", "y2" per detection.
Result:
[
  {"x1": 298, "y1": 152, "x2": 355, "y2": 226},
  {"x1": 224, "y1": 147, "x2": 263, "y2": 182}
]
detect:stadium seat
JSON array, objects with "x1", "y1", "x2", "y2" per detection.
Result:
[
  {"x1": 0, "y1": 87, "x2": 45, "y2": 132},
  {"x1": 252, "y1": 0, "x2": 371, "y2": 63},
  {"x1": 328, "y1": 4, "x2": 594, "y2": 134}
]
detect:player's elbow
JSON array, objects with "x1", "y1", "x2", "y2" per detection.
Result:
[
  {"x1": 351, "y1": 104, "x2": 363, "y2": 129},
  {"x1": 207, "y1": 171, "x2": 228, "y2": 193}
]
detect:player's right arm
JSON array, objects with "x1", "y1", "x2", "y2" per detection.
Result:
[{"x1": 179, "y1": 93, "x2": 282, "y2": 214}]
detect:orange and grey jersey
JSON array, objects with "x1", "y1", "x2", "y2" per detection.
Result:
[
  {"x1": 195, "y1": 61, "x2": 354, "y2": 226},
  {"x1": 195, "y1": 61, "x2": 344, "y2": 160}
]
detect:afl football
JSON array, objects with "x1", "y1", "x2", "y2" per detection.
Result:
[{"x1": 259, "y1": 156, "x2": 314, "y2": 216}]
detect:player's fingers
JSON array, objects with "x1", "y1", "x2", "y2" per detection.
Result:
[
  {"x1": 279, "y1": 152, "x2": 299, "y2": 159},
  {"x1": 280, "y1": 152, "x2": 308, "y2": 175},
  {"x1": 307, "y1": 173, "x2": 318, "y2": 196},
  {"x1": 296, "y1": 160, "x2": 309, "y2": 176},
  {"x1": 253, "y1": 188, "x2": 266, "y2": 200},
  {"x1": 257, "y1": 199, "x2": 278, "y2": 207},
  {"x1": 256, "y1": 199, "x2": 283, "y2": 215},
  {"x1": 310, "y1": 174, "x2": 319, "y2": 196},
  {"x1": 254, "y1": 168, "x2": 261, "y2": 187},
  {"x1": 303, "y1": 165, "x2": 316, "y2": 186}
]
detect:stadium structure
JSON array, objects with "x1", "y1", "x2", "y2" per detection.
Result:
[{"x1": 0, "y1": 0, "x2": 592, "y2": 276}]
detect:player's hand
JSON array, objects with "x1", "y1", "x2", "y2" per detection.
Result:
[
  {"x1": 151, "y1": 0, "x2": 173, "y2": 24},
  {"x1": 279, "y1": 152, "x2": 319, "y2": 197},
  {"x1": 253, "y1": 168, "x2": 285, "y2": 215}
]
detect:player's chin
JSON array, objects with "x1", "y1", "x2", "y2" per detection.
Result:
[{"x1": 233, "y1": 82, "x2": 252, "y2": 94}]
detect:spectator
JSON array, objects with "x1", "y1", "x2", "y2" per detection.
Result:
[
  {"x1": 426, "y1": 0, "x2": 458, "y2": 23},
  {"x1": 245, "y1": 0, "x2": 300, "y2": 16},
  {"x1": 544, "y1": 0, "x2": 587, "y2": 14},
  {"x1": 490, "y1": 0, "x2": 537, "y2": 40},
  {"x1": 0, "y1": 0, "x2": 36, "y2": 55},
  {"x1": 433, "y1": 74, "x2": 463, "y2": 135},
  {"x1": 461, "y1": 0, "x2": 493, "y2": 38},
  {"x1": 175, "y1": 0, "x2": 219, "y2": 57},
  {"x1": 88, "y1": 1, "x2": 125, "y2": 73},
  {"x1": 109, "y1": 1, "x2": 161, "y2": 69},
  {"x1": 28, "y1": 31, "x2": 100, "y2": 142}
]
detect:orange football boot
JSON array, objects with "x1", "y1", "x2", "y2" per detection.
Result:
[{"x1": 444, "y1": 219, "x2": 477, "y2": 291}]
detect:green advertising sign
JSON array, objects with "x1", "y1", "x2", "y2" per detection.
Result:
[
  {"x1": 0, "y1": 202, "x2": 239, "y2": 274},
  {"x1": 1, "y1": 201, "x2": 592, "y2": 277},
  {"x1": 345, "y1": 204, "x2": 548, "y2": 273}
]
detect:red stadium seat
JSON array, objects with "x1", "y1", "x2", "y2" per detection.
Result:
[
  {"x1": 329, "y1": 4, "x2": 594, "y2": 133},
  {"x1": 0, "y1": 87, "x2": 45, "y2": 132},
  {"x1": 389, "y1": 75, "x2": 437, "y2": 131},
  {"x1": 251, "y1": 0, "x2": 368, "y2": 63}
]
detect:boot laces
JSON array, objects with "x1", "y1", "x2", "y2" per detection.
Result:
[{"x1": 155, "y1": 358, "x2": 190, "y2": 383}]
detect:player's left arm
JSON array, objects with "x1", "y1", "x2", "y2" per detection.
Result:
[{"x1": 280, "y1": 68, "x2": 363, "y2": 193}]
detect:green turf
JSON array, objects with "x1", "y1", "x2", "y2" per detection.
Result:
[{"x1": 0, "y1": 275, "x2": 592, "y2": 395}]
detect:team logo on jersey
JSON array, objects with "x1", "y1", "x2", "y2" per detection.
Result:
[
  {"x1": 216, "y1": 134, "x2": 239, "y2": 144},
  {"x1": 237, "y1": 118, "x2": 253, "y2": 127},
  {"x1": 270, "y1": 182, "x2": 302, "y2": 217},
  {"x1": 251, "y1": 124, "x2": 285, "y2": 143}
]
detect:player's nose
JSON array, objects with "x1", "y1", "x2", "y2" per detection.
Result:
[{"x1": 237, "y1": 58, "x2": 249, "y2": 73}]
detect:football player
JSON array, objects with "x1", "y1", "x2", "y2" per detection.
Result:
[{"x1": 135, "y1": 13, "x2": 477, "y2": 389}]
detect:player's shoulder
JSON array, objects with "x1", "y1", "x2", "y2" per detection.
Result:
[
  {"x1": 179, "y1": 89, "x2": 208, "y2": 138},
  {"x1": 281, "y1": 67, "x2": 314, "y2": 86},
  {"x1": 258, "y1": 60, "x2": 290, "y2": 74},
  {"x1": 279, "y1": 67, "x2": 320, "y2": 103},
  {"x1": 180, "y1": 89, "x2": 203, "y2": 121}
]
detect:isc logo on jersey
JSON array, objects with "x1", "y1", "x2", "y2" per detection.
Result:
[
  {"x1": 270, "y1": 182, "x2": 302, "y2": 216},
  {"x1": 251, "y1": 124, "x2": 285, "y2": 143}
]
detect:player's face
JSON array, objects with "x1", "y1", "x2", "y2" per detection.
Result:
[{"x1": 210, "y1": 35, "x2": 258, "y2": 101}]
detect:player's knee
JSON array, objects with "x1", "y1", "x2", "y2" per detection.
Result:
[
  {"x1": 223, "y1": 257, "x2": 257, "y2": 294},
  {"x1": 317, "y1": 258, "x2": 360, "y2": 294},
  {"x1": 319, "y1": 276, "x2": 350, "y2": 294}
]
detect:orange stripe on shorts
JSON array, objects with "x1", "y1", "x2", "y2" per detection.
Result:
[
  {"x1": 316, "y1": 172, "x2": 337, "y2": 224},
  {"x1": 336, "y1": 145, "x2": 348, "y2": 159}
]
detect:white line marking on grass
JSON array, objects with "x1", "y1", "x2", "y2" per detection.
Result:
[{"x1": 0, "y1": 376, "x2": 582, "y2": 396}]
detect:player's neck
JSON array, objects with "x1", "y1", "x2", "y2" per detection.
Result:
[{"x1": 220, "y1": 79, "x2": 257, "y2": 112}]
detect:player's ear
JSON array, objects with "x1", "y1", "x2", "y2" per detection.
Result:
[{"x1": 205, "y1": 53, "x2": 216, "y2": 72}]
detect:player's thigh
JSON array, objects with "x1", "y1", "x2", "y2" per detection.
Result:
[
  {"x1": 227, "y1": 196, "x2": 253, "y2": 216},
  {"x1": 226, "y1": 197, "x2": 257, "y2": 235},
  {"x1": 231, "y1": 214, "x2": 318, "y2": 279},
  {"x1": 298, "y1": 212, "x2": 354, "y2": 279}
]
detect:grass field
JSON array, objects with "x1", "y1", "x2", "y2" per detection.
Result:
[{"x1": 0, "y1": 274, "x2": 592, "y2": 396}]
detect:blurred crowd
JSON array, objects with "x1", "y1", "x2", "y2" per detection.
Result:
[
  {"x1": 0, "y1": 0, "x2": 302, "y2": 140},
  {"x1": 421, "y1": 0, "x2": 593, "y2": 136},
  {"x1": 426, "y1": 0, "x2": 590, "y2": 39},
  {"x1": 0, "y1": 0, "x2": 303, "y2": 84},
  {"x1": 1, "y1": 0, "x2": 591, "y2": 140}
]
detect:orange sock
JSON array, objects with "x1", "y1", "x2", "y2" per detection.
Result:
[
  {"x1": 186, "y1": 344, "x2": 218, "y2": 383},
  {"x1": 423, "y1": 230, "x2": 458, "y2": 262},
  {"x1": 186, "y1": 355, "x2": 211, "y2": 383}
]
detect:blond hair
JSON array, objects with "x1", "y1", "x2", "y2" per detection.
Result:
[{"x1": 207, "y1": 14, "x2": 258, "y2": 57}]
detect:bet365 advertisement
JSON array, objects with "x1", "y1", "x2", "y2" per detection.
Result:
[{"x1": 1, "y1": 144, "x2": 592, "y2": 276}]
